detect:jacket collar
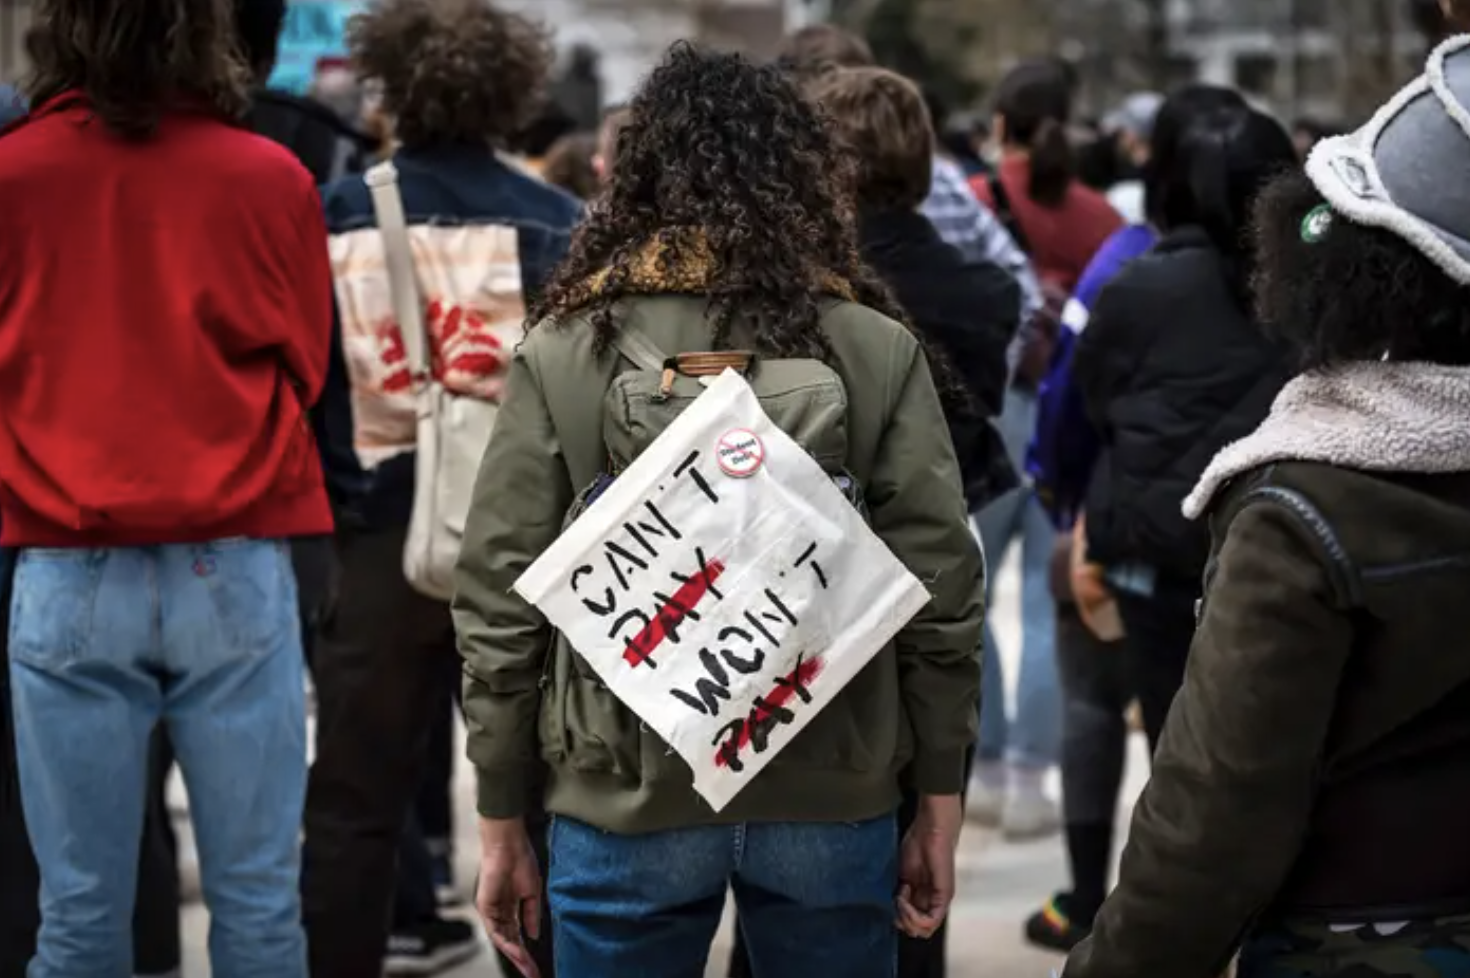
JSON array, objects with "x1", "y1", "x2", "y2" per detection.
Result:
[
  {"x1": 1152, "y1": 225, "x2": 1216, "y2": 255},
  {"x1": 858, "y1": 207, "x2": 946, "y2": 248},
  {"x1": 1185, "y1": 361, "x2": 1470, "y2": 518},
  {"x1": 578, "y1": 228, "x2": 857, "y2": 305}
]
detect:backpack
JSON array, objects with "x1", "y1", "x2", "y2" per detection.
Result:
[
  {"x1": 562, "y1": 326, "x2": 867, "y2": 526},
  {"x1": 516, "y1": 321, "x2": 932, "y2": 808}
]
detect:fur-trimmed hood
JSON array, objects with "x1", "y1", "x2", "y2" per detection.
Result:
[{"x1": 1184, "y1": 361, "x2": 1470, "y2": 519}]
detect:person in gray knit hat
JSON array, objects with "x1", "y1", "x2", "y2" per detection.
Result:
[{"x1": 1061, "y1": 35, "x2": 1470, "y2": 978}]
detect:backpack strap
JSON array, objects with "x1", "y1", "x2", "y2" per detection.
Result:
[
  {"x1": 611, "y1": 329, "x2": 671, "y2": 373},
  {"x1": 365, "y1": 160, "x2": 428, "y2": 382},
  {"x1": 987, "y1": 171, "x2": 1033, "y2": 256}
]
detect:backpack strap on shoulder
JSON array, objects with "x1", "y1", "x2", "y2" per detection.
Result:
[
  {"x1": 987, "y1": 171, "x2": 1032, "y2": 256},
  {"x1": 611, "y1": 329, "x2": 670, "y2": 374}
]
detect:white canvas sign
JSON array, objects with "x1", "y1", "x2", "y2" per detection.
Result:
[{"x1": 514, "y1": 370, "x2": 931, "y2": 811}]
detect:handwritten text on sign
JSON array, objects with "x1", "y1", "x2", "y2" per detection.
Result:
[{"x1": 515, "y1": 370, "x2": 931, "y2": 811}]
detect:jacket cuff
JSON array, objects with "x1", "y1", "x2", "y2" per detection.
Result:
[
  {"x1": 911, "y1": 749, "x2": 969, "y2": 796},
  {"x1": 475, "y1": 764, "x2": 534, "y2": 820}
]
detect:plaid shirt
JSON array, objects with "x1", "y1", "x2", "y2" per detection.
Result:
[{"x1": 922, "y1": 156, "x2": 1041, "y2": 323}]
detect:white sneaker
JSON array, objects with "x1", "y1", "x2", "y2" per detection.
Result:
[
  {"x1": 965, "y1": 762, "x2": 1006, "y2": 827},
  {"x1": 1002, "y1": 782, "x2": 1061, "y2": 841}
]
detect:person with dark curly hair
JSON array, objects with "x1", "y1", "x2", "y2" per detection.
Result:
[
  {"x1": 0, "y1": 0, "x2": 334, "y2": 976},
  {"x1": 1064, "y1": 35, "x2": 1470, "y2": 978},
  {"x1": 300, "y1": 1, "x2": 579, "y2": 976},
  {"x1": 453, "y1": 43, "x2": 983, "y2": 978}
]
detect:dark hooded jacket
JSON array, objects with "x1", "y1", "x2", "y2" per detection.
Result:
[
  {"x1": 1075, "y1": 226, "x2": 1293, "y2": 581},
  {"x1": 858, "y1": 208, "x2": 1022, "y2": 511},
  {"x1": 245, "y1": 89, "x2": 372, "y2": 186}
]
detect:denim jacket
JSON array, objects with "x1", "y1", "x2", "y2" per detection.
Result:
[{"x1": 315, "y1": 145, "x2": 581, "y2": 527}]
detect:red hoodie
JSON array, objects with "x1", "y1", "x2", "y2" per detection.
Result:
[{"x1": 0, "y1": 93, "x2": 334, "y2": 547}]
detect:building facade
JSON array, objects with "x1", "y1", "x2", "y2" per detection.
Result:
[
  {"x1": 1054, "y1": 0, "x2": 1424, "y2": 124},
  {"x1": 0, "y1": 0, "x2": 805, "y2": 102}
]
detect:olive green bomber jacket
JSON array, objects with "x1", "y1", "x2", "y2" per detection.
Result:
[{"x1": 451, "y1": 295, "x2": 985, "y2": 834}]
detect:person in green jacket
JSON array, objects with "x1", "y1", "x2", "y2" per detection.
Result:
[
  {"x1": 1063, "y1": 36, "x2": 1470, "y2": 978},
  {"x1": 452, "y1": 43, "x2": 985, "y2": 978}
]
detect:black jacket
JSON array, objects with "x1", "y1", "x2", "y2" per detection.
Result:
[
  {"x1": 858, "y1": 208, "x2": 1022, "y2": 510},
  {"x1": 1076, "y1": 226, "x2": 1293, "y2": 581},
  {"x1": 245, "y1": 90, "x2": 372, "y2": 186}
]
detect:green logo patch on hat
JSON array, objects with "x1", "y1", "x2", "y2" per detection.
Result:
[{"x1": 1302, "y1": 204, "x2": 1334, "y2": 243}]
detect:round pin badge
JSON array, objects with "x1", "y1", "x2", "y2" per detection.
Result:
[
  {"x1": 716, "y1": 429, "x2": 765, "y2": 478},
  {"x1": 1301, "y1": 204, "x2": 1333, "y2": 244}
]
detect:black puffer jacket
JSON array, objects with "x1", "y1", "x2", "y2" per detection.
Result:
[
  {"x1": 859, "y1": 208, "x2": 1022, "y2": 511},
  {"x1": 1076, "y1": 226, "x2": 1294, "y2": 581}
]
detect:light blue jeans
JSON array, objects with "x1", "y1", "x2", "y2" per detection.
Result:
[
  {"x1": 973, "y1": 388, "x2": 1061, "y2": 770},
  {"x1": 549, "y1": 815, "x2": 897, "y2": 978},
  {"x1": 7, "y1": 541, "x2": 307, "y2": 978}
]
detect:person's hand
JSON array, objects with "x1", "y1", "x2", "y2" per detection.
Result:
[
  {"x1": 475, "y1": 816, "x2": 542, "y2": 978},
  {"x1": 896, "y1": 794, "x2": 962, "y2": 940}
]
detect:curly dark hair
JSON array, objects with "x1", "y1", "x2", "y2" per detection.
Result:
[
  {"x1": 24, "y1": 0, "x2": 249, "y2": 138},
  {"x1": 348, "y1": 0, "x2": 553, "y2": 149},
  {"x1": 530, "y1": 43, "x2": 911, "y2": 363},
  {"x1": 1253, "y1": 169, "x2": 1470, "y2": 368}
]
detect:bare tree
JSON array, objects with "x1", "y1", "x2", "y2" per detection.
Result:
[
  {"x1": 1330, "y1": 0, "x2": 1415, "y2": 120},
  {"x1": 1139, "y1": 0, "x2": 1170, "y2": 89}
]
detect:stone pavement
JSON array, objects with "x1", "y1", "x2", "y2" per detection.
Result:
[{"x1": 178, "y1": 542, "x2": 1153, "y2": 977}]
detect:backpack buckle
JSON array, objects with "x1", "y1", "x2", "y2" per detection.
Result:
[{"x1": 657, "y1": 358, "x2": 679, "y2": 401}]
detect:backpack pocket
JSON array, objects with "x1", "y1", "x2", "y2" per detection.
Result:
[{"x1": 604, "y1": 358, "x2": 850, "y2": 473}]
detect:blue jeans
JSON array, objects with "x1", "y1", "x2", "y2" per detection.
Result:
[
  {"x1": 549, "y1": 815, "x2": 897, "y2": 978},
  {"x1": 8, "y1": 541, "x2": 307, "y2": 978},
  {"x1": 972, "y1": 389, "x2": 1060, "y2": 770}
]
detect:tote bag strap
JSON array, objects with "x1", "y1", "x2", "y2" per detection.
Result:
[{"x1": 365, "y1": 161, "x2": 428, "y2": 381}]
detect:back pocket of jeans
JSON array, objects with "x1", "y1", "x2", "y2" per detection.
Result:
[
  {"x1": 8, "y1": 551, "x2": 105, "y2": 670},
  {"x1": 197, "y1": 541, "x2": 294, "y2": 663}
]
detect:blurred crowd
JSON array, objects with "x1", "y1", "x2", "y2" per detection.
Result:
[{"x1": 4, "y1": 2, "x2": 1470, "y2": 978}]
